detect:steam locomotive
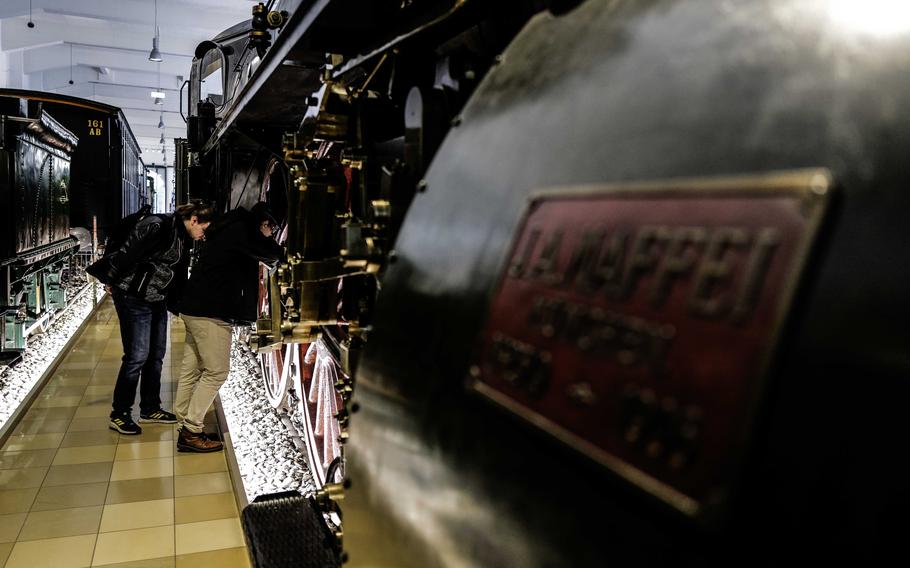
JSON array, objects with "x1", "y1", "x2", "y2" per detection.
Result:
[
  {"x1": 0, "y1": 90, "x2": 146, "y2": 363},
  {"x1": 182, "y1": 0, "x2": 910, "y2": 566}
]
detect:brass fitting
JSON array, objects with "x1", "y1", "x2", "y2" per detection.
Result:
[{"x1": 315, "y1": 482, "x2": 346, "y2": 506}]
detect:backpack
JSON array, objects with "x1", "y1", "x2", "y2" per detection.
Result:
[
  {"x1": 86, "y1": 205, "x2": 153, "y2": 286},
  {"x1": 103, "y1": 204, "x2": 152, "y2": 257}
]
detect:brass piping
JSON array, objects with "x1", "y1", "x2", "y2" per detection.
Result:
[{"x1": 355, "y1": 52, "x2": 389, "y2": 97}]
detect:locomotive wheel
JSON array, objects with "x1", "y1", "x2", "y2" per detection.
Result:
[
  {"x1": 259, "y1": 340, "x2": 345, "y2": 488},
  {"x1": 257, "y1": 265, "x2": 290, "y2": 409},
  {"x1": 259, "y1": 346, "x2": 290, "y2": 409},
  {"x1": 292, "y1": 340, "x2": 344, "y2": 488},
  {"x1": 255, "y1": 255, "x2": 343, "y2": 488}
]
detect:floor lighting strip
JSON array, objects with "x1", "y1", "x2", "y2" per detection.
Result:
[
  {"x1": 217, "y1": 333, "x2": 314, "y2": 505},
  {"x1": 0, "y1": 285, "x2": 102, "y2": 441}
]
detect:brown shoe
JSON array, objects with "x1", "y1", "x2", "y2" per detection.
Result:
[{"x1": 177, "y1": 428, "x2": 223, "y2": 453}]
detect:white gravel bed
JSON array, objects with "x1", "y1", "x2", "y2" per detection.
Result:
[
  {"x1": 220, "y1": 331, "x2": 315, "y2": 502},
  {"x1": 0, "y1": 286, "x2": 98, "y2": 428}
]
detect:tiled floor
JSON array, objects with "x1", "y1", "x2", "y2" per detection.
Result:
[{"x1": 0, "y1": 299, "x2": 250, "y2": 567}]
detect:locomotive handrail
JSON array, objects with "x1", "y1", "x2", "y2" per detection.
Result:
[
  {"x1": 0, "y1": 115, "x2": 36, "y2": 124},
  {"x1": 332, "y1": 0, "x2": 474, "y2": 80}
]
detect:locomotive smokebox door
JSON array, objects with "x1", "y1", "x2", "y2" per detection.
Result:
[{"x1": 471, "y1": 169, "x2": 831, "y2": 522}]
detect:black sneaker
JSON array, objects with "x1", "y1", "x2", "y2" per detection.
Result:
[
  {"x1": 139, "y1": 409, "x2": 178, "y2": 424},
  {"x1": 110, "y1": 414, "x2": 142, "y2": 435}
]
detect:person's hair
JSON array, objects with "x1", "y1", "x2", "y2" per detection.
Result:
[{"x1": 175, "y1": 201, "x2": 215, "y2": 223}]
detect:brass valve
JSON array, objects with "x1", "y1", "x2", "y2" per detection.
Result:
[
  {"x1": 266, "y1": 10, "x2": 286, "y2": 28},
  {"x1": 249, "y1": 3, "x2": 288, "y2": 57}
]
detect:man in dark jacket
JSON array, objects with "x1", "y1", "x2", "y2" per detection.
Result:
[
  {"x1": 174, "y1": 203, "x2": 283, "y2": 451},
  {"x1": 90, "y1": 202, "x2": 213, "y2": 435}
]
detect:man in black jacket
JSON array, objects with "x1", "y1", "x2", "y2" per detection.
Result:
[
  {"x1": 174, "y1": 203, "x2": 283, "y2": 452},
  {"x1": 89, "y1": 202, "x2": 214, "y2": 435}
]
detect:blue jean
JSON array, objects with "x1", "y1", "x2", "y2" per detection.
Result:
[{"x1": 111, "y1": 290, "x2": 167, "y2": 416}]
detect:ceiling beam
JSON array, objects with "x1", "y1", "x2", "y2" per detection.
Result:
[
  {"x1": 22, "y1": 42, "x2": 191, "y2": 76},
  {"x1": 88, "y1": 80, "x2": 181, "y2": 93},
  {"x1": 1, "y1": 20, "x2": 203, "y2": 55}
]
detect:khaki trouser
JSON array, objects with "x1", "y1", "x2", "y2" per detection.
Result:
[{"x1": 175, "y1": 315, "x2": 232, "y2": 434}]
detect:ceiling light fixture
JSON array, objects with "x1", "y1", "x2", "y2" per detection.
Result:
[
  {"x1": 68, "y1": 44, "x2": 74, "y2": 85},
  {"x1": 158, "y1": 112, "x2": 165, "y2": 129},
  {"x1": 27, "y1": 0, "x2": 35, "y2": 28},
  {"x1": 152, "y1": 63, "x2": 165, "y2": 105},
  {"x1": 148, "y1": 0, "x2": 162, "y2": 62}
]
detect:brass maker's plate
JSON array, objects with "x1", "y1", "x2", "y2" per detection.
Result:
[{"x1": 470, "y1": 169, "x2": 831, "y2": 519}]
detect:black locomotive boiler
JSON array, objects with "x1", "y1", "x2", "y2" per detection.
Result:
[
  {"x1": 0, "y1": 90, "x2": 146, "y2": 362},
  {"x1": 182, "y1": 0, "x2": 910, "y2": 566}
]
